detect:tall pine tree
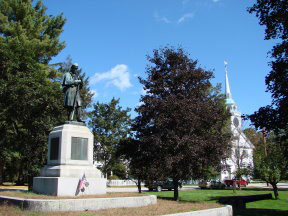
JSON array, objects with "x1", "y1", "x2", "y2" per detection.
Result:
[{"x1": 0, "y1": 0, "x2": 66, "y2": 187}]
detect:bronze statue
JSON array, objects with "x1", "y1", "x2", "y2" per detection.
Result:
[{"x1": 62, "y1": 63, "x2": 84, "y2": 122}]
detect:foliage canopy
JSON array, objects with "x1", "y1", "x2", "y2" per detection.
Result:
[
  {"x1": 132, "y1": 47, "x2": 231, "y2": 200},
  {"x1": 248, "y1": 0, "x2": 288, "y2": 132},
  {"x1": 89, "y1": 98, "x2": 132, "y2": 178},
  {"x1": 0, "y1": 0, "x2": 67, "y2": 186}
]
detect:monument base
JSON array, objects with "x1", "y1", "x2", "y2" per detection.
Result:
[
  {"x1": 32, "y1": 123, "x2": 106, "y2": 196},
  {"x1": 33, "y1": 177, "x2": 106, "y2": 196},
  {"x1": 40, "y1": 165, "x2": 102, "y2": 178}
]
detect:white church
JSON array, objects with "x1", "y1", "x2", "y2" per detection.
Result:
[{"x1": 220, "y1": 62, "x2": 254, "y2": 181}]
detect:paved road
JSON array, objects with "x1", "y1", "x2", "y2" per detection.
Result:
[
  {"x1": 247, "y1": 182, "x2": 288, "y2": 189},
  {"x1": 107, "y1": 187, "x2": 142, "y2": 192}
]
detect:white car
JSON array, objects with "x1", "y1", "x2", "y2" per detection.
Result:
[
  {"x1": 198, "y1": 180, "x2": 212, "y2": 189},
  {"x1": 199, "y1": 179, "x2": 226, "y2": 189}
]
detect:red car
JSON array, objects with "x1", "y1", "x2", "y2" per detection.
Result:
[{"x1": 224, "y1": 178, "x2": 248, "y2": 187}]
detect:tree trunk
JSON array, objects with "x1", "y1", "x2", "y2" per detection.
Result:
[
  {"x1": 137, "y1": 178, "x2": 142, "y2": 193},
  {"x1": 271, "y1": 183, "x2": 279, "y2": 200},
  {"x1": 16, "y1": 173, "x2": 25, "y2": 185},
  {"x1": 173, "y1": 178, "x2": 179, "y2": 201},
  {"x1": 28, "y1": 174, "x2": 33, "y2": 191},
  {"x1": 233, "y1": 181, "x2": 236, "y2": 193},
  {"x1": 0, "y1": 160, "x2": 4, "y2": 185},
  {"x1": 16, "y1": 162, "x2": 25, "y2": 185}
]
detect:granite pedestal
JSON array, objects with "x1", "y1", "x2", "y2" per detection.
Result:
[{"x1": 33, "y1": 122, "x2": 106, "y2": 196}]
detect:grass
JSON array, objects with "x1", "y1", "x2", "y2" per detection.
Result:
[
  {"x1": 145, "y1": 188, "x2": 288, "y2": 216},
  {"x1": 0, "y1": 187, "x2": 287, "y2": 216},
  {"x1": 147, "y1": 188, "x2": 276, "y2": 202},
  {"x1": 0, "y1": 185, "x2": 27, "y2": 190},
  {"x1": 0, "y1": 196, "x2": 219, "y2": 216}
]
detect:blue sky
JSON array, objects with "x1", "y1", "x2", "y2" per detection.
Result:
[{"x1": 43, "y1": 0, "x2": 275, "y2": 128}]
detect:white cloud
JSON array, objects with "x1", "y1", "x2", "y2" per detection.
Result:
[
  {"x1": 90, "y1": 64, "x2": 132, "y2": 91},
  {"x1": 136, "y1": 101, "x2": 144, "y2": 107},
  {"x1": 141, "y1": 88, "x2": 148, "y2": 95},
  {"x1": 178, "y1": 13, "x2": 194, "y2": 23},
  {"x1": 90, "y1": 89, "x2": 98, "y2": 99},
  {"x1": 154, "y1": 12, "x2": 171, "y2": 24},
  {"x1": 131, "y1": 87, "x2": 148, "y2": 96}
]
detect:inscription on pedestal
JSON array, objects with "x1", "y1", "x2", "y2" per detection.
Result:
[
  {"x1": 50, "y1": 137, "x2": 59, "y2": 160},
  {"x1": 71, "y1": 137, "x2": 88, "y2": 160}
]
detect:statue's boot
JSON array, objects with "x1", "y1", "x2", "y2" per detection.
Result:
[
  {"x1": 77, "y1": 118, "x2": 85, "y2": 123},
  {"x1": 68, "y1": 108, "x2": 74, "y2": 121},
  {"x1": 76, "y1": 107, "x2": 85, "y2": 123}
]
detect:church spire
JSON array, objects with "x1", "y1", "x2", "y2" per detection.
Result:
[{"x1": 224, "y1": 61, "x2": 235, "y2": 105}]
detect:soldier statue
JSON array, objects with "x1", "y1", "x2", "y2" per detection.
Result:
[{"x1": 62, "y1": 63, "x2": 84, "y2": 122}]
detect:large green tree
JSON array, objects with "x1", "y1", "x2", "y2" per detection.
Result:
[
  {"x1": 243, "y1": 128, "x2": 263, "y2": 148},
  {"x1": 247, "y1": 2, "x2": 288, "y2": 191},
  {"x1": 248, "y1": 0, "x2": 288, "y2": 132},
  {"x1": 89, "y1": 98, "x2": 132, "y2": 178},
  {"x1": 253, "y1": 132, "x2": 288, "y2": 199},
  {"x1": 117, "y1": 137, "x2": 156, "y2": 193},
  {"x1": 0, "y1": 0, "x2": 66, "y2": 186},
  {"x1": 133, "y1": 47, "x2": 232, "y2": 200}
]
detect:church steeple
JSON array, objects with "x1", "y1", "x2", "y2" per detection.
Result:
[
  {"x1": 224, "y1": 61, "x2": 236, "y2": 107},
  {"x1": 220, "y1": 62, "x2": 254, "y2": 182},
  {"x1": 224, "y1": 61, "x2": 241, "y2": 129}
]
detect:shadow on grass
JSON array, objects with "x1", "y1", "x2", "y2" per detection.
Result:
[
  {"x1": 235, "y1": 208, "x2": 288, "y2": 216},
  {"x1": 150, "y1": 192, "x2": 287, "y2": 216},
  {"x1": 207, "y1": 196, "x2": 226, "y2": 202},
  {"x1": 157, "y1": 197, "x2": 175, "y2": 201}
]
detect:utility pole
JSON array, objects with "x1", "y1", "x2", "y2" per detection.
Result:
[
  {"x1": 262, "y1": 127, "x2": 269, "y2": 186},
  {"x1": 262, "y1": 127, "x2": 267, "y2": 156}
]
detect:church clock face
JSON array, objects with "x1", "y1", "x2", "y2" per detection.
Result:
[{"x1": 233, "y1": 117, "x2": 239, "y2": 128}]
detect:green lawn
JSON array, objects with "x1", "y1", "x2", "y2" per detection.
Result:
[
  {"x1": 0, "y1": 187, "x2": 287, "y2": 216},
  {"x1": 145, "y1": 188, "x2": 288, "y2": 216}
]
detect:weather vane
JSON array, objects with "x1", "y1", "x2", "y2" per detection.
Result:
[{"x1": 224, "y1": 61, "x2": 228, "y2": 74}]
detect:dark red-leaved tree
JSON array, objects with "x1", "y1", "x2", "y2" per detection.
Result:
[{"x1": 133, "y1": 47, "x2": 232, "y2": 200}]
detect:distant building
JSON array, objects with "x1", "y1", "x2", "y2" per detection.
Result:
[{"x1": 221, "y1": 63, "x2": 254, "y2": 181}]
